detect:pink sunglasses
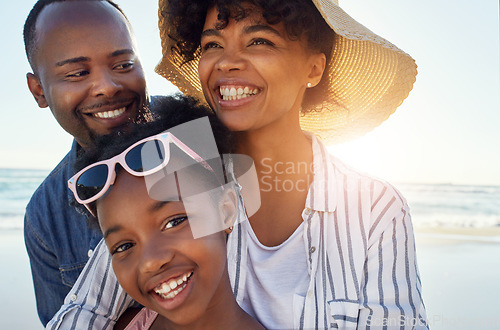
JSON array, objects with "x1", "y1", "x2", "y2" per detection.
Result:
[{"x1": 68, "y1": 131, "x2": 217, "y2": 214}]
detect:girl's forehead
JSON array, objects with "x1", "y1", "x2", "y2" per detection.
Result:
[{"x1": 97, "y1": 172, "x2": 185, "y2": 222}]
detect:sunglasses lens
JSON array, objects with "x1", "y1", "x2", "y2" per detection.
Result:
[
  {"x1": 75, "y1": 164, "x2": 109, "y2": 201},
  {"x1": 125, "y1": 140, "x2": 166, "y2": 172}
]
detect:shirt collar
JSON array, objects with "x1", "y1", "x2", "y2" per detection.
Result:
[
  {"x1": 304, "y1": 133, "x2": 337, "y2": 213},
  {"x1": 68, "y1": 139, "x2": 80, "y2": 165}
]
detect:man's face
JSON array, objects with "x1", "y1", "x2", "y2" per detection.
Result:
[{"x1": 27, "y1": 1, "x2": 148, "y2": 148}]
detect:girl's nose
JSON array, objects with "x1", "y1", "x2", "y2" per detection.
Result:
[{"x1": 138, "y1": 235, "x2": 174, "y2": 274}]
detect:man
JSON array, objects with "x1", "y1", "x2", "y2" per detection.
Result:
[{"x1": 23, "y1": 0, "x2": 150, "y2": 325}]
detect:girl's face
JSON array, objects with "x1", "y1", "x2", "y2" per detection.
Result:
[
  {"x1": 198, "y1": 5, "x2": 325, "y2": 133},
  {"x1": 96, "y1": 171, "x2": 232, "y2": 326}
]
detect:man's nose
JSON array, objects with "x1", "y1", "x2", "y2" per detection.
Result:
[{"x1": 91, "y1": 70, "x2": 122, "y2": 98}]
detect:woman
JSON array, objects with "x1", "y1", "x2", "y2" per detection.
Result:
[
  {"x1": 156, "y1": 0, "x2": 426, "y2": 328},
  {"x1": 48, "y1": 1, "x2": 427, "y2": 329}
]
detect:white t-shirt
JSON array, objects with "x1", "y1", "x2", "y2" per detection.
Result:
[{"x1": 240, "y1": 221, "x2": 309, "y2": 329}]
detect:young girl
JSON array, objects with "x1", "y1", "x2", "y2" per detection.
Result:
[{"x1": 68, "y1": 95, "x2": 262, "y2": 329}]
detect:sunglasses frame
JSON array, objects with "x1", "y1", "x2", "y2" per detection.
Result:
[{"x1": 68, "y1": 131, "x2": 216, "y2": 214}]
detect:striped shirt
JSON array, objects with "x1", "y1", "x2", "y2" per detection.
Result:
[
  {"x1": 47, "y1": 134, "x2": 427, "y2": 329},
  {"x1": 229, "y1": 134, "x2": 427, "y2": 329}
]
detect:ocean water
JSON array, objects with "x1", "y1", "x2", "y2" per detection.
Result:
[
  {"x1": 396, "y1": 183, "x2": 500, "y2": 228},
  {"x1": 0, "y1": 168, "x2": 49, "y2": 230},
  {"x1": 1, "y1": 168, "x2": 499, "y2": 230}
]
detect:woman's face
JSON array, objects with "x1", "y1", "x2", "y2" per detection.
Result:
[
  {"x1": 96, "y1": 172, "x2": 230, "y2": 326},
  {"x1": 198, "y1": 5, "x2": 325, "y2": 133}
]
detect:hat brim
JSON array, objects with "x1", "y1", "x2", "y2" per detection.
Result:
[{"x1": 155, "y1": 0, "x2": 417, "y2": 144}]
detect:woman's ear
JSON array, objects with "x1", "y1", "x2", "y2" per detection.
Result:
[
  {"x1": 219, "y1": 187, "x2": 238, "y2": 234},
  {"x1": 307, "y1": 52, "x2": 326, "y2": 88},
  {"x1": 27, "y1": 73, "x2": 49, "y2": 108}
]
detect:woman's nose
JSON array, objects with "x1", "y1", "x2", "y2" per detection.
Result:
[{"x1": 215, "y1": 49, "x2": 246, "y2": 72}]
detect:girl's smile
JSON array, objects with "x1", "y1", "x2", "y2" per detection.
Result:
[
  {"x1": 97, "y1": 172, "x2": 232, "y2": 326},
  {"x1": 149, "y1": 269, "x2": 195, "y2": 311}
]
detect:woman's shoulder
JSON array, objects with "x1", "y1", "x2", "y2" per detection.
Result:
[{"x1": 330, "y1": 153, "x2": 407, "y2": 202}]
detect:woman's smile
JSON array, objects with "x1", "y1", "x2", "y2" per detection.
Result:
[
  {"x1": 215, "y1": 79, "x2": 263, "y2": 109},
  {"x1": 199, "y1": 5, "x2": 323, "y2": 133}
]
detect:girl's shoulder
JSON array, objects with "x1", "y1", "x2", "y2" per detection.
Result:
[{"x1": 116, "y1": 307, "x2": 158, "y2": 330}]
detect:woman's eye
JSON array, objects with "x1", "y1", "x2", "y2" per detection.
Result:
[
  {"x1": 202, "y1": 42, "x2": 221, "y2": 51},
  {"x1": 250, "y1": 38, "x2": 274, "y2": 46},
  {"x1": 164, "y1": 216, "x2": 188, "y2": 230},
  {"x1": 112, "y1": 242, "x2": 135, "y2": 254}
]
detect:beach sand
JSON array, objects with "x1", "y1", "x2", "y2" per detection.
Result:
[
  {"x1": 1, "y1": 228, "x2": 500, "y2": 329},
  {"x1": 0, "y1": 230, "x2": 43, "y2": 329},
  {"x1": 415, "y1": 228, "x2": 500, "y2": 329}
]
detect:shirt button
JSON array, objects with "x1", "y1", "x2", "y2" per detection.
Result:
[
  {"x1": 87, "y1": 249, "x2": 93, "y2": 258},
  {"x1": 70, "y1": 294, "x2": 77, "y2": 302},
  {"x1": 304, "y1": 208, "x2": 312, "y2": 216},
  {"x1": 310, "y1": 246, "x2": 316, "y2": 254}
]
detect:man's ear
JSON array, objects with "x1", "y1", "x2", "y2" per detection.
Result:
[
  {"x1": 219, "y1": 187, "x2": 238, "y2": 234},
  {"x1": 27, "y1": 73, "x2": 48, "y2": 108}
]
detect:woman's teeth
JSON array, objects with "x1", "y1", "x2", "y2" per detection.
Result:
[
  {"x1": 153, "y1": 271, "x2": 193, "y2": 300},
  {"x1": 93, "y1": 107, "x2": 126, "y2": 119},
  {"x1": 220, "y1": 86, "x2": 258, "y2": 101}
]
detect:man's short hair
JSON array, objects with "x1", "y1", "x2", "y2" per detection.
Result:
[{"x1": 23, "y1": 0, "x2": 128, "y2": 69}]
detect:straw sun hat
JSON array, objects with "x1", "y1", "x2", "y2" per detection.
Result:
[{"x1": 155, "y1": 0, "x2": 417, "y2": 144}]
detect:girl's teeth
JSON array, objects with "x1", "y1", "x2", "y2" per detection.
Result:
[
  {"x1": 165, "y1": 284, "x2": 186, "y2": 299},
  {"x1": 153, "y1": 271, "x2": 193, "y2": 300}
]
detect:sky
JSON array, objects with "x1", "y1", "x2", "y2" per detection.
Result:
[{"x1": 0, "y1": 0, "x2": 498, "y2": 186}]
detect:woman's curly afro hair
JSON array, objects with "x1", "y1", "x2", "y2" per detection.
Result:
[{"x1": 162, "y1": 0, "x2": 336, "y2": 111}]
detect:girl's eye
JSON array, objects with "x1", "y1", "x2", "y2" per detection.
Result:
[
  {"x1": 112, "y1": 242, "x2": 135, "y2": 255},
  {"x1": 164, "y1": 216, "x2": 188, "y2": 230},
  {"x1": 250, "y1": 38, "x2": 274, "y2": 47}
]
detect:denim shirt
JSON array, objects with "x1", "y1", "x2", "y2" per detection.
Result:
[{"x1": 24, "y1": 140, "x2": 103, "y2": 326}]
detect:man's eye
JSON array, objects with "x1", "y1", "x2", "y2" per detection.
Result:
[
  {"x1": 164, "y1": 216, "x2": 188, "y2": 230},
  {"x1": 115, "y1": 62, "x2": 134, "y2": 70},
  {"x1": 112, "y1": 242, "x2": 135, "y2": 254},
  {"x1": 66, "y1": 70, "x2": 89, "y2": 78}
]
